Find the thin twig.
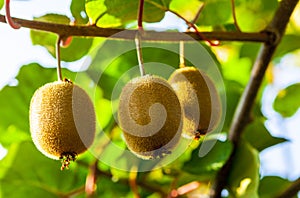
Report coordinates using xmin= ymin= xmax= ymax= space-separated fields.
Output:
xmin=85 ymin=160 xmax=98 ymax=198
xmin=87 ymin=163 xmax=168 ymax=197
xmin=145 ymin=0 xmax=218 ymax=45
xmin=230 ymin=0 xmax=241 ymax=32
xmin=276 ymin=177 xmax=300 ymax=198
xmin=94 ymin=11 xmax=106 ymax=26
xmin=137 ymin=0 xmax=145 ymax=30
xmin=211 ymin=0 xmax=299 ymax=197
xmin=187 ymin=3 xmax=205 ymax=30
xmin=129 ymin=166 xmax=140 ymax=198
xmin=168 ymin=9 xmax=219 ymax=46
xmin=167 ymin=177 xmax=179 ymax=198
xmin=5 ymin=0 xmax=20 ymax=29
xmin=172 ymin=181 xmax=201 ymax=197
xmin=0 ymin=15 xmax=271 ymax=42
xmin=191 ymin=3 xmax=205 ymax=25
xmin=63 ymin=186 xmax=85 ymax=197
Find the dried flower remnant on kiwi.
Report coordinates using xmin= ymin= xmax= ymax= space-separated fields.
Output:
xmin=29 ymin=78 xmax=96 ymax=170
xmin=118 ymin=75 xmax=183 ymax=160
xmin=60 ymin=152 xmax=77 ymax=170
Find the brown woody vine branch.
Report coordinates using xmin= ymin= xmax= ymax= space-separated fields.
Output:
xmin=0 ymin=14 xmax=271 ymax=42
xmin=211 ymin=0 xmax=299 ymax=197
xmin=276 ymin=177 xmax=300 ymax=198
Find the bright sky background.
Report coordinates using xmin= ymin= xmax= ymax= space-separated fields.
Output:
xmin=0 ymin=0 xmax=71 ymax=88
xmin=0 ymin=0 xmax=300 ymax=184
xmin=261 ymin=54 xmax=300 ymax=180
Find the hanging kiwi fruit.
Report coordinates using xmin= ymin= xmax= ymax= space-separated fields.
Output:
xmin=118 ymin=74 xmax=183 ymax=160
xmin=29 ymin=79 xmax=96 ymax=170
xmin=168 ymin=66 xmax=222 ymax=140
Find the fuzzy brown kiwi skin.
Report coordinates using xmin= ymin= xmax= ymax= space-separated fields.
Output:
xmin=118 ymin=75 xmax=183 ymax=160
xmin=168 ymin=67 xmax=221 ymax=139
xmin=29 ymin=79 xmax=96 ymax=166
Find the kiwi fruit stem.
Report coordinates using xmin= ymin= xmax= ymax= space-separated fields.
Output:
xmin=179 ymin=41 xmax=186 ymax=68
xmin=136 ymin=0 xmax=145 ymax=75
xmin=135 ymin=31 xmax=146 ymax=76
xmin=56 ymin=35 xmax=63 ymax=81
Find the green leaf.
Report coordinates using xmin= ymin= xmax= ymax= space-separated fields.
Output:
xmin=274 ymin=35 xmax=300 ymax=58
xmin=196 ymin=0 xmax=231 ymax=26
xmin=0 ymin=141 xmax=87 ymax=198
xmin=234 ymin=0 xmax=278 ymax=31
xmin=239 ymin=43 xmax=260 ymax=64
xmin=0 ymin=126 xmax=31 ymax=148
xmin=244 ymin=120 xmax=288 ymax=151
xmin=30 ymin=14 xmax=93 ymax=62
xmin=260 ymin=0 xmax=278 ymax=11
xmin=258 ymin=176 xmax=293 ymax=198
xmin=0 ymin=63 xmax=76 ymax=147
xmin=273 ymin=83 xmax=300 ymax=117
xmin=182 ymin=139 xmax=232 ymax=176
xmin=226 ymin=24 xmax=238 ymax=32
xmin=85 ymin=0 xmax=122 ymax=27
xmin=87 ymin=40 xmax=135 ymax=100
xmin=71 ymin=0 xmax=89 ymax=24
xmin=223 ymin=80 xmax=243 ymax=130
xmin=0 ymin=0 xmax=4 ymax=10
xmin=33 ymin=13 xmax=70 ymax=24
xmin=104 ymin=0 xmax=171 ymax=23
xmin=97 ymin=14 xmax=123 ymax=28
xmin=228 ymin=141 xmax=260 ymax=198
xmin=96 ymin=175 xmax=130 ymax=197
xmin=222 ymin=56 xmax=252 ymax=86
xmin=85 ymin=0 xmax=106 ymax=23
xmin=87 ymin=0 xmax=170 ymax=27
xmin=169 ymin=0 xmax=203 ymax=22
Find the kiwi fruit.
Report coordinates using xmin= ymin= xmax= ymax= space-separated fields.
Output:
xmin=29 ymin=79 xmax=96 ymax=170
xmin=168 ymin=67 xmax=221 ymax=139
xmin=118 ymin=75 xmax=182 ymax=160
